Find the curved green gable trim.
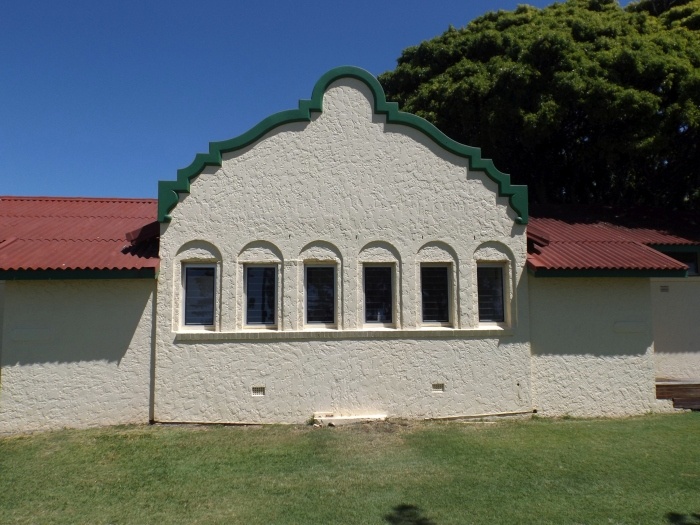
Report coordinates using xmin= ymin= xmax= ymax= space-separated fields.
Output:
xmin=158 ymin=66 xmax=528 ymax=224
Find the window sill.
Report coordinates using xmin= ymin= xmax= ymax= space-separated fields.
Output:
xmin=476 ymin=322 xmax=510 ymax=331
xmin=361 ymin=324 xmax=397 ymax=330
xmin=303 ymin=324 xmax=338 ymax=330
xmin=174 ymin=327 xmax=514 ymax=342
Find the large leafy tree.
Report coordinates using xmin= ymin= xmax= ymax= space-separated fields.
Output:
xmin=379 ymin=0 xmax=700 ymax=211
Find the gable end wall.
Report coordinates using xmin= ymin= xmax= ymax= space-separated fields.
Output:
xmin=154 ymin=78 xmax=531 ymax=423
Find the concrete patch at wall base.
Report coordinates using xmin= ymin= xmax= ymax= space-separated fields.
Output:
xmin=314 ymin=413 xmax=387 ymax=426
xmin=652 ymin=398 xmax=679 ymax=414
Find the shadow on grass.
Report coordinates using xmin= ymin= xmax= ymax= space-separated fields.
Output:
xmin=667 ymin=512 xmax=700 ymax=524
xmin=384 ymin=504 xmax=436 ymax=525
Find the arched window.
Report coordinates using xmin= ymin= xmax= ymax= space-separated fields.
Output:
xmin=238 ymin=241 xmax=283 ymax=329
xmin=359 ymin=242 xmax=400 ymax=328
xmin=474 ymin=243 xmax=514 ymax=326
xmin=300 ymin=242 xmax=342 ymax=328
xmin=176 ymin=241 xmax=222 ymax=331
xmin=417 ymin=242 xmax=458 ymax=327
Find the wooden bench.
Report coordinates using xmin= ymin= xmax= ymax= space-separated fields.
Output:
xmin=656 ymin=381 xmax=700 ymax=411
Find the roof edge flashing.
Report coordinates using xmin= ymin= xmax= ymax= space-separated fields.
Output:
xmin=527 ymin=266 xmax=688 ymax=278
xmin=0 ymin=268 xmax=158 ymax=281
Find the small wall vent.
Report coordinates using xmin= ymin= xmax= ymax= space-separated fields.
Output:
xmin=432 ymin=383 xmax=445 ymax=393
xmin=252 ymin=386 xmax=266 ymax=396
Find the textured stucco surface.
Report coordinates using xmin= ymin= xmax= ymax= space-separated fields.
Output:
xmin=530 ymin=277 xmax=656 ymax=417
xmin=155 ymin=78 xmax=531 ymax=423
xmin=651 ymin=277 xmax=700 ymax=380
xmin=0 ymin=280 xmax=154 ymax=433
xmin=156 ymin=337 xmax=530 ymax=423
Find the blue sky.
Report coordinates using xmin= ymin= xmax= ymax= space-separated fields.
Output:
xmin=2 ymin=1 xmax=626 ymax=199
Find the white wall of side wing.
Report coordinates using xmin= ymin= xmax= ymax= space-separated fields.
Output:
xmin=0 ymin=279 xmax=154 ymax=433
xmin=652 ymin=277 xmax=700 ymax=380
xmin=530 ymin=277 xmax=656 ymax=417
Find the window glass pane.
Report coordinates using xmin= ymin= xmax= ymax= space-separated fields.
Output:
xmin=365 ymin=266 xmax=393 ymax=323
xmin=247 ymin=267 xmax=276 ymax=324
xmin=477 ymin=267 xmax=504 ymax=322
xmin=184 ymin=267 xmax=215 ymax=325
xmin=306 ymin=266 xmax=335 ymax=323
xmin=421 ymin=266 xmax=449 ymax=322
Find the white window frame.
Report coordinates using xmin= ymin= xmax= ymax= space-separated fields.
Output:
xmin=476 ymin=263 xmax=507 ymax=326
xmin=181 ymin=263 xmax=217 ymax=330
xmin=304 ymin=263 xmax=337 ymax=328
xmin=420 ymin=263 xmax=452 ymax=327
xmin=363 ymin=263 xmax=396 ymax=328
xmin=244 ymin=264 xmax=278 ymax=328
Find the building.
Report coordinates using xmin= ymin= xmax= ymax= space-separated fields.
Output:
xmin=1 ymin=67 xmax=698 ymax=433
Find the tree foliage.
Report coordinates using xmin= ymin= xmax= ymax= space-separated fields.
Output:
xmin=379 ymin=0 xmax=700 ymax=211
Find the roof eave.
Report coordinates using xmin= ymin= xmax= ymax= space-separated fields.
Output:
xmin=0 ymin=268 xmax=158 ymax=280
xmin=527 ymin=264 xmax=688 ymax=278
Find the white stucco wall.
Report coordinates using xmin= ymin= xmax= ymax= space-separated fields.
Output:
xmin=157 ymin=335 xmax=530 ymax=423
xmin=155 ymin=77 xmax=531 ymax=423
xmin=652 ymin=277 xmax=700 ymax=380
xmin=0 ymin=279 xmax=154 ymax=433
xmin=530 ymin=277 xmax=656 ymax=417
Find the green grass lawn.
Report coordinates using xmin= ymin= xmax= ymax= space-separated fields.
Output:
xmin=1 ymin=413 xmax=698 ymax=524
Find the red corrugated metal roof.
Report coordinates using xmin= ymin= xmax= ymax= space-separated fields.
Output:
xmin=2 ymin=197 xmax=694 ymax=275
xmin=0 ymin=197 xmax=159 ymax=272
xmin=528 ymin=217 xmax=695 ymax=273
xmin=528 ymin=217 xmax=696 ymax=245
